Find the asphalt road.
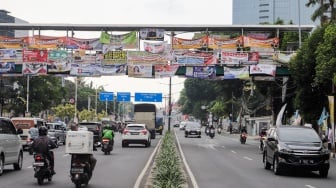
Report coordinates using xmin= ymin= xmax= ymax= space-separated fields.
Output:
xmin=0 ymin=133 xmax=161 ymax=188
xmin=175 ymin=127 xmax=336 ymax=188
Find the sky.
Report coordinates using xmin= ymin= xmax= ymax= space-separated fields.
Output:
xmin=2 ymin=0 xmax=233 ymax=103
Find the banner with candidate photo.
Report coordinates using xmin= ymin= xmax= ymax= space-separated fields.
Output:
xmin=47 ymin=50 xmax=71 ymax=74
xmin=23 ymin=50 xmax=48 ymax=62
xmin=128 ymin=64 xmax=153 ymax=78
xmin=22 ymin=63 xmax=47 ymax=75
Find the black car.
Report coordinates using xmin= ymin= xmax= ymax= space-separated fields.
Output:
xmin=184 ymin=121 xmax=201 ymax=138
xmin=263 ymin=126 xmax=330 ymax=177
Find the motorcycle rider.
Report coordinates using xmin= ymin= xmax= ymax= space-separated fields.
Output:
xmin=240 ymin=126 xmax=247 ymax=141
xmin=259 ymin=127 xmax=267 ymax=150
xmin=32 ymin=126 xmax=57 ymax=175
xmin=102 ymin=124 xmax=114 ymax=148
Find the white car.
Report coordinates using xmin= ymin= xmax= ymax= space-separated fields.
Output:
xmin=121 ymin=124 xmax=151 ymax=147
xmin=0 ymin=117 xmax=23 ymax=175
xmin=179 ymin=121 xmax=187 ymax=130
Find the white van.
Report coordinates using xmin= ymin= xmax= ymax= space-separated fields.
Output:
xmin=11 ymin=117 xmax=46 ymax=150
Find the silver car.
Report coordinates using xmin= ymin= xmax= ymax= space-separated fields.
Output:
xmin=0 ymin=117 xmax=23 ymax=175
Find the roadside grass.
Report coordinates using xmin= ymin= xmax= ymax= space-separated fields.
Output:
xmin=152 ymin=131 xmax=186 ymax=188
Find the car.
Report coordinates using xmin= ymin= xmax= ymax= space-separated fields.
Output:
xmin=184 ymin=121 xmax=201 ymax=138
xmin=173 ymin=121 xmax=180 ymax=127
xmin=47 ymin=130 xmax=59 ymax=148
xmin=263 ymin=126 xmax=330 ymax=177
xmin=46 ymin=122 xmax=67 ymax=145
xmin=179 ymin=121 xmax=187 ymax=130
xmin=0 ymin=117 xmax=23 ymax=175
xmin=121 ymin=123 xmax=151 ymax=147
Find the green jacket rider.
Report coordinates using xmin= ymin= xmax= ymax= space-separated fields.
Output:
xmin=102 ymin=126 xmax=114 ymax=140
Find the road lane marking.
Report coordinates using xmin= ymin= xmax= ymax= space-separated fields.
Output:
xmin=231 ymin=150 xmax=236 ymax=154
xmin=243 ymin=156 xmax=253 ymax=161
xmin=305 ymin=185 xmax=315 ymax=188
xmin=27 ymin=165 xmax=33 ymax=168
xmin=63 ymin=154 xmax=69 ymax=157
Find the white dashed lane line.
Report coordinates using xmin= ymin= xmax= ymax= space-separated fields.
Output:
xmin=243 ymin=156 xmax=253 ymax=161
xmin=305 ymin=185 xmax=315 ymax=188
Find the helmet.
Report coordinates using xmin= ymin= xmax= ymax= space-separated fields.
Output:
xmin=38 ymin=126 xmax=48 ymax=136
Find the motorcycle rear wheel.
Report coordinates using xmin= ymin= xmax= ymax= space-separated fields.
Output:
xmin=75 ymin=183 xmax=81 ymax=188
xmin=37 ymin=177 xmax=44 ymax=185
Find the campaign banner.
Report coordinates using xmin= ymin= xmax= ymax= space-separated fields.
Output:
xmin=110 ymin=31 xmax=138 ymax=49
xmin=185 ymin=66 xmax=216 ymax=79
xmin=128 ymin=64 xmax=153 ymax=78
xmin=240 ymin=52 xmax=259 ymax=65
xmin=23 ymin=50 xmax=48 ymax=62
xmin=223 ymin=66 xmax=249 ymax=80
xmin=249 ymin=64 xmax=276 ymax=76
xmin=127 ymin=51 xmax=171 ymax=63
xmin=208 ymin=36 xmax=241 ymax=50
xmin=154 ymin=64 xmax=179 ymax=78
xmin=22 ymin=63 xmax=47 ymax=75
xmin=26 ymin=36 xmax=65 ymax=49
xmin=221 ymin=52 xmax=248 ymax=65
xmin=0 ymin=37 xmax=24 ymax=49
xmin=70 ymin=63 xmax=101 ymax=77
xmin=47 ymin=50 xmax=71 ymax=74
xmin=0 ymin=62 xmax=16 ymax=74
xmin=103 ymin=51 xmax=127 ymax=64
xmin=175 ymin=51 xmax=215 ymax=65
xmin=243 ymin=36 xmax=279 ymax=49
xmin=98 ymin=64 xmax=127 ymax=76
xmin=143 ymin=41 xmax=168 ymax=54
xmin=139 ymin=28 xmax=165 ymax=41
xmin=172 ymin=36 xmax=208 ymax=49
xmin=272 ymin=52 xmax=296 ymax=63
xmin=0 ymin=49 xmax=17 ymax=61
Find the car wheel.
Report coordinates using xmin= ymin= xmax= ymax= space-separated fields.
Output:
xmin=13 ymin=152 xmax=23 ymax=170
xmin=263 ymin=152 xmax=271 ymax=170
xmin=0 ymin=156 xmax=4 ymax=176
xmin=319 ymin=168 xmax=328 ymax=178
xmin=273 ymin=156 xmax=282 ymax=175
xmin=148 ymin=139 xmax=151 ymax=147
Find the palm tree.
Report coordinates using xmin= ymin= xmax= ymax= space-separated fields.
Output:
xmin=306 ymin=0 xmax=336 ymax=25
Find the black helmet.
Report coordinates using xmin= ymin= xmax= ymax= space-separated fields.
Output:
xmin=38 ymin=126 xmax=48 ymax=136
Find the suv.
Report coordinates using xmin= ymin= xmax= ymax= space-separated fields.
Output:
xmin=263 ymin=126 xmax=330 ymax=177
xmin=46 ymin=122 xmax=67 ymax=145
xmin=0 ymin=117 xmax=23 ymax=175
xmin=121 ymin=123 xmax=151 ymax=147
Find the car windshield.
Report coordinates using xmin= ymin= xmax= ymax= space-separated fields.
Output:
xmin=278 ymin=128 xmax=321 ymax=142
xmin=127 ymin=125 xmax=145 ymax=131
xmin=186 ymin=123 xmax=200 ymax=129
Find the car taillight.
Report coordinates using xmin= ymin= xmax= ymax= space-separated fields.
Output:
xmin=123 ymin=129 xmax=129 ymax=135
xmin=35 ymin=155 xmax=42 ymax=161
xmin=102 ymin=138 xmax=109 ymax=143
xmin=141 ymin=130 xmax=148 ymax=135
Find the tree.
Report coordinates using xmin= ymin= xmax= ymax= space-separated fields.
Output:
xmin=306 ymin=0 xmax=336 ymax=25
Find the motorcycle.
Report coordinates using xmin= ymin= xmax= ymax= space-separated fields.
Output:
xmin=240 ymin=132 xmax=247 ymax=144
xmin=209 ymin=127 xmax=215 ymax=139
xmin=217 ymin=127 xmax=222 ymax=134
xmin=70 ymin=154 xmax=93 ymax=188
xmin=32 ymin=153 xmax=54 ymax=185
xmin=205 ymin=126 xmax=210 ymax=136
xmin=101 ymin=138 xmax=113 ymax=155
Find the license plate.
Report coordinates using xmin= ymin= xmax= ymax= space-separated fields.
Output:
xmin=33 ymin=162 xmax=44 ymax=167
xmin=301 ymin=160 xmax=314 ymax=164
xmin=190 ymin=132 xmax=196 ymax=135
xmin=131 ymin=132 xmax=139 ymax=135
xmin=71 ymin=168 xmax=84 ymax=173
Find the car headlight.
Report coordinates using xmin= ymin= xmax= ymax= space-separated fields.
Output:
xmin=278 ymin=144 xmax=293 ymax=153
xmin=320 ymin=148 xmax=330 ymax=155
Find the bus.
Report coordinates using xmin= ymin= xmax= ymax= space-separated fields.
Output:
xmin=134 ymin=103 xmax=157 ymax=139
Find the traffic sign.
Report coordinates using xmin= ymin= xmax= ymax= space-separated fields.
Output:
xmin=134 ymin=92 xmax=162 ymax=102
xmin=99 ymin=92 xmax=114 ymax=101
xmin=117 ymin=92 xmax=131 ymax=102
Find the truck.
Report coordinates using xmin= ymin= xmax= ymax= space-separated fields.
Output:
xmin=134 ymin=103 xmax=156 ymax=139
